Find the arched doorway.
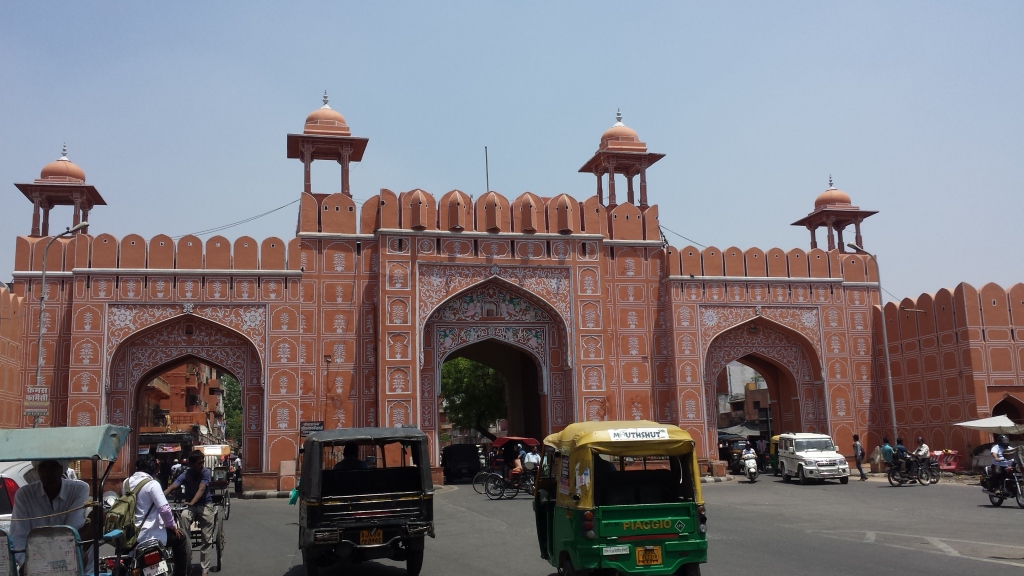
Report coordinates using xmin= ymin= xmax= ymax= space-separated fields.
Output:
xmin=420 ymin=279 xmax=573 ymax=457
xmin=107 ymin=315 xmax=265 ymax=476
xmin=992 ymin=395 xmax=1024 ymax=441
xmin=441 ymin=339 xmax=544 ymax=441
xmin=703 ymin=318 xmax=824 ymax=456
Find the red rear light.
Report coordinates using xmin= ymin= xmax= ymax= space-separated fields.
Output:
xmin=3 ymin=478 xmax=18 ymax=506
xmin=142 ymin=551 xmax=161 ymax=566
xmin=582 ymin=511 xmax=594 ymax=521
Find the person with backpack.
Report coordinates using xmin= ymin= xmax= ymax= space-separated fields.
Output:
xmin=120 ymin=454 xmax=181 ymax=548
xmin=166 ymin=450 xmax=214 ymax=576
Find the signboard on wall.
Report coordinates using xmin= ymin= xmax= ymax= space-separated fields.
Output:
xmin=23 ymin=386 xmax=50 ymax=417
xmin=300 ymin=421 xmax=325 ymax=437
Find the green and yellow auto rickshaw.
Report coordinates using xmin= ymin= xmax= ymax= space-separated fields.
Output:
xmin=533 ymin=421 xmax=708 ymax=576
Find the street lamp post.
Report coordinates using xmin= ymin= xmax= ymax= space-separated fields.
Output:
xmin=847 ymin=242 xmax=899 ymax=442
xmin=31 ymin=222 xmax=88 ymax=427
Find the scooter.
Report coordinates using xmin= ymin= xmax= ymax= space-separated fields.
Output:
xmin=742 ymin=452 xmax=758 ymax=483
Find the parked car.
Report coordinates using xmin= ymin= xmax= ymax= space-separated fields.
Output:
xmin=0 ymin=461 xmax=34 ymax=533
xmin=777 ymin=433 xmax=850 ymax=485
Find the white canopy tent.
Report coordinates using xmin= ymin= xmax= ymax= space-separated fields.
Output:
xmin=953 ymin=415 xmax=1024 ymax=435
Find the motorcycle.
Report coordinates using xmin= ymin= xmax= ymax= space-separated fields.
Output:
xmin=742 ymin=452 xmax=759 ymax=483
xmin=102 ymin=537 xmax=175 ymax=576
xmin=101 ymin=491 xmax=192 ymax=576
xmin=981 ymin=447 xmax=1024 ymax=508
xmin=886 ymin=455 xmax=931 ymax=486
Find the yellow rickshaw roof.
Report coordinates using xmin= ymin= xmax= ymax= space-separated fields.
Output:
xmin=544 ymin=420 xmax=695 ymax=456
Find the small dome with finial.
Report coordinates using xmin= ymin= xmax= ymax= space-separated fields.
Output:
xmin=38 ymin=144 xmax=86 ymax=183
xmin=304 ymin=91 xmax=350 ymax=136
xmin=599 ymin=109 xmax=646 ymax=152
xmin=814 ymin=175 xmax=852 ymax=208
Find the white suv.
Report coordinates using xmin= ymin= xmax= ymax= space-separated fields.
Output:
xmin=777 ymin=433 xmax=850 ymax=485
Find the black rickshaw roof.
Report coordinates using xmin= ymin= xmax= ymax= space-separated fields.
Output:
xmin=303 ymin=426 xmax=427 ymax=448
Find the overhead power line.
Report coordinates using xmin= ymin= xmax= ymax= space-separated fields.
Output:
xmin=172 ymin=199 xmax=300 ymax=239
xmin=659 ymin=225 xmax=707 ymax=248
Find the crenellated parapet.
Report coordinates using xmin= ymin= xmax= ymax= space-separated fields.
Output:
xmin=295 ymin=188 xmax=663 ymax=241
xmin=13 ymin=233 xmax=298 ymax=274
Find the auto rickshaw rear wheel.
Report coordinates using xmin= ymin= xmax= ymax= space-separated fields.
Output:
xmin=559 ymin=556 xmax=576 ymax=576
xmin=678 ymin=563 xmax=702 ymax=575
xmin=301 ymin=550 xmax=319 ymax=576
xmin=406 ymin=544 xmax=424 ymax=576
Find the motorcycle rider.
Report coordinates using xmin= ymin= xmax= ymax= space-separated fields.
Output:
xmin=894 ymin=438 xmax=909 ymax=474
xmin=912 ymin=437 xmax=930 ymax=477
xmin=989 ymin=435 xmax=1012 ymax=490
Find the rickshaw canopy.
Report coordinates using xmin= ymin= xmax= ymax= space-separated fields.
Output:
xmin=0 ymin=425 xmax=131 ymax=462
xmin=544 ymin=420 xmax=695 ymax=457
xmin=492 ymin=436 xmax=540 ymax=449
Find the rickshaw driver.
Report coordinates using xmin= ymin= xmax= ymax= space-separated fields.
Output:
xmin=165 ymin=450 xmax=215 ymax=576
xmin=10 ymin=459 xmax=95 ymax=574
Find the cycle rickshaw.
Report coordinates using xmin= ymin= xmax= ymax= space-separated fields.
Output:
xmin=0 ymin=425 xmax=134 ymax=576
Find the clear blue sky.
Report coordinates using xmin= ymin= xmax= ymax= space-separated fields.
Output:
xmin=2 ymin=2 xmax=1021 ymax=301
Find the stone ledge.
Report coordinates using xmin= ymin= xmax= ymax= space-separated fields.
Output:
xmin=239 ymin=490 xmax=291 ymax=499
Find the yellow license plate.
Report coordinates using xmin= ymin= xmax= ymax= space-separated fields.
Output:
xmin=359 ymin=529 xmax=383 ymax=545
xmin=635 ymin=545 xmax=663 ymax=566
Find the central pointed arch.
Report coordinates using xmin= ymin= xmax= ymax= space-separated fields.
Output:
xmin=420 ymin=278 xmax=574 ymax=454
xmin=700 ymin=317 xmax=824 ymax=457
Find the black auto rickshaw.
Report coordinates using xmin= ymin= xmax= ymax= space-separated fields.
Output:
xmin=298 ymin=427 xmax=435 ymax=576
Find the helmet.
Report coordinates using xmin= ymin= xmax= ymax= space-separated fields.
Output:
xmin=997 ymin=435 xmax=1010 ymax=447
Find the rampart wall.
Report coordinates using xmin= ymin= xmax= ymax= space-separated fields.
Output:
xmin=0 ymin=285 xmax=25 ymax=428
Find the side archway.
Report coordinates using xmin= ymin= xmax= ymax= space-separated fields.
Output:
xmin=107 ymin=315 xmax=265 ymax=475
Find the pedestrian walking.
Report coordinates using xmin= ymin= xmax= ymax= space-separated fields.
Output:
xmin=853 ymin=434 xmax=868 ymax=480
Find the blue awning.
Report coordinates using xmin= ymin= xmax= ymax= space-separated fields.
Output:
xmin=0 ymin=425 xmax=132 ymax=462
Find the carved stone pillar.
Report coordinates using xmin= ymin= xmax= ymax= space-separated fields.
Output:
xmin=302 ymin=143 xmax=313 ymax=194
xmin=606 ymin=160 xmax=617 ymax=208
xmin=808 ymin=226 xmax=817 ymax=250
xmin=639 ymin=162 xmax=649 ymax=208
xmin=31 ymin=194 xmax=41 ymax=236
xmin=42 ymin=201 xmax=52 ymax=236
xmin=595 ymin=168 xmax=604 ymax=205
xmin=626 ymin=174 xmax=635 ymax=205
xmin=340 ymin=147 xmax=351 ymax=197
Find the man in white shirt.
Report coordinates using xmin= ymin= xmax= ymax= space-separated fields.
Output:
xmin=124 ymin=454 xmax=182 ymax=547
xmin=10 ymin=459 xmax=93 ymax=574
xmin=523 ymin=445 xmax=542 ymax=468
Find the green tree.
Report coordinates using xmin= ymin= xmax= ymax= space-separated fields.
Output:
xmin=222 ymin=374 xmax=242 ymax=444
xmin=440 ymin=358 xmax=506 ymax=441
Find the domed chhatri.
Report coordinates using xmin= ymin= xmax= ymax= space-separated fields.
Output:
xmin=38 ymin=144 xmax=86 ymax=183
xmin=813 ymin=176 xmax=851 ymax=208
xmin=303 ymin=90 xmax=350 ymax=136
xmin=599 ymin=109 xmax=646 ymax=152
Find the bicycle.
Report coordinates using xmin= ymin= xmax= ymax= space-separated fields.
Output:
xmin=484 ymin=465 xmax=536 ymax=500
xmin=472 ymin=470 xmax=491 ymax=494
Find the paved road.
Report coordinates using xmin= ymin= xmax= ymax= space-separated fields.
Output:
xmin=218 ymin=476 xmax=1023 ymax=576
